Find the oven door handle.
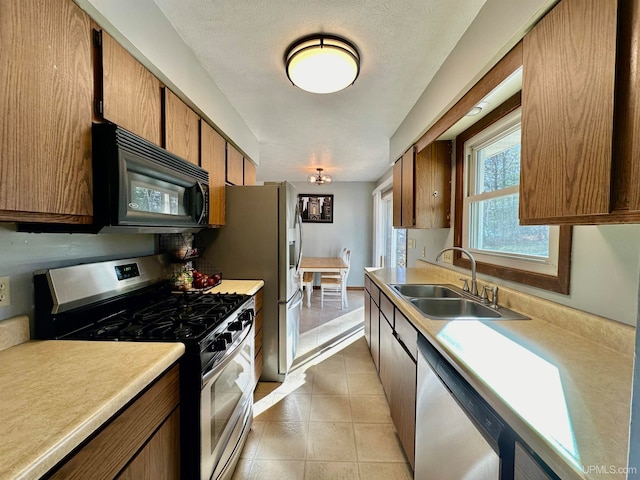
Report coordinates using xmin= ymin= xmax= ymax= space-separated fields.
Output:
xmin=202 ymin=322 xmax=253 ymax=387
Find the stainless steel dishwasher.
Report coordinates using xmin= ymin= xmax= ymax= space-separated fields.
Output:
xmin=415 ymin=334 xmax=513 ymax=480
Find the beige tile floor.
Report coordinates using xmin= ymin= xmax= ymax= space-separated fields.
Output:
xmin=233 ymin=290 xmax=413 ymax=480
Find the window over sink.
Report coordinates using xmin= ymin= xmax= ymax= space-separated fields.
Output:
xmin=453 ymin=93 xmax=572 ymax=294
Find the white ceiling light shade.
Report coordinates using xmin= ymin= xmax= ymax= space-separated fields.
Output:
xmin=307 ymin=168 xmax=333 ymax=185
xmin=285 ymin=35 xmax=360 ymax=94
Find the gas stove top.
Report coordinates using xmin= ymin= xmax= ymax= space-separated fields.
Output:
xmin=33 ymin=254 xmax=250 ymax=349
xmin=64 ymin=291 xmax=249 ymax=342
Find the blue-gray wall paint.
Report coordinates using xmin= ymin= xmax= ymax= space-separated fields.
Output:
xmin=292 ymin=182 xmax=375 ymax=288
xmin=0 ymin=224 xmax=155 ymax=325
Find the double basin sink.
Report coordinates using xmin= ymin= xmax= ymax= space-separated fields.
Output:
xmin=391 ymin=284 xmax=529 ymax=321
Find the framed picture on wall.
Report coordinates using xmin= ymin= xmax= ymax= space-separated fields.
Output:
xmin=298 ymin=194 xmax=334 ymax=223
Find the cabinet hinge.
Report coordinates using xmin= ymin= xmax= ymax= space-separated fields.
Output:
xmin=94 ymin=99 xmax=103 ymax=116
xmin=93 ymin=29 xmax=102 ymax=48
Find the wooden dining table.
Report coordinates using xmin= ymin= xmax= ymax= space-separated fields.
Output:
xmin=298 ymin=256 xmax=349 ymax=307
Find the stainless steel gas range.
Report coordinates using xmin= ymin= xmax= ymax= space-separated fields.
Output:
xmin=34 ymin=254 xmax=255 ymax=480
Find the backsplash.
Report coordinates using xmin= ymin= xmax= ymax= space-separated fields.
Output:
xmin=415 ymin=260 xmax=635 ymax=357
xmin=0 ymin=224 xmax=155 ymax=326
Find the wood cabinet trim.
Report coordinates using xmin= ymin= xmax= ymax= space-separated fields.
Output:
xmin=416 ymin=42 xmax=523 ymax=153
xmin=49 ymin=365 xmax=180 ymax=480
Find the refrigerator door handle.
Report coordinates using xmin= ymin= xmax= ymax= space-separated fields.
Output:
xmin=290 ymin=288 xmax=304 ymax=309
xmin=294 ymin=204 xmax=303 ymax=273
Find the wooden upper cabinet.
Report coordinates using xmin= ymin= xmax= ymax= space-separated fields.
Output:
xmin=200 ymin=122 xmax=226 ymax=226
xmin=415 ymin=141 xmax=452 ymax=228
xmin=401 ymin=147 xmax=415 ymax=227
xmin=520 ymin=0 xmax=617 ymax=224
xmin=162 ymin=88 xmax=200 ymax=165
xmin=226 ymin=144 xmax=244 ymax=185
xmin=0 ymin=0 xmax=93 ymax=223
xmin=244 ymin=158 xmax=257 ymax=185
xmin=393 ymin=143 xmax=451 ymax=228
xmin=613 ymin=0 xmax=640 ymax=216
xmin=392 ymin=147 xmax=415 ymax=227
xmin=392 ymin=159 xmax=403 ymax=227
xmin=98 ymin=30 xmax=162 ymax=146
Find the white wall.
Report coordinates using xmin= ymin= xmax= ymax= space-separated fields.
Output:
xmin=407 ymin=225 xmax=640 ymax=327
xmin=0 ymin=224 xmax=155 ymax=325
xmin=292 ymin=182 xmax=375 ymax=287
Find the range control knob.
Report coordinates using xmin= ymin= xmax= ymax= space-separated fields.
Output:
xmin=211 ymin=338 xmax=227 ymax=352
xmin=228 ymin=320 xmax=243 ymax=331
xmin=220 ymin=332 xmax=233 ymax=344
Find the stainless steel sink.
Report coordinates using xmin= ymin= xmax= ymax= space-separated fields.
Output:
xmin=410 ymin=298 xmax=529 ymax=321
xmin=391 ymin=284 xmax=462 ymax=298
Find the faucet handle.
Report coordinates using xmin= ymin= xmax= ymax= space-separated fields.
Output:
xmin=460 ymin=278 xmax=470 ymax=292
xmin=480 ymin=285 xmax=490 ymax=303
xmin=491 ymin=286 xmax=499 ymax=309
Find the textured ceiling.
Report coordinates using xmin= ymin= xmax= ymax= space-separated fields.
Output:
xmin=153 ymin=0 xmax=487 ymax=182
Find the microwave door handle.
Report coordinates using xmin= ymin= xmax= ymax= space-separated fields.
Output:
xmin=196 ymin=181 xmax=207 ymax=225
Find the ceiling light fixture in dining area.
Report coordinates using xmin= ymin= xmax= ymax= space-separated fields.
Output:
xmin=285 ymin=34 xmax=360 ymax=94
xmin=307 ymin=168 xmax=333 ymax=185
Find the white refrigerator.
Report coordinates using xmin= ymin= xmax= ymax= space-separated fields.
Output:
xmin=198 ymin=182 xmax=303 ymax=381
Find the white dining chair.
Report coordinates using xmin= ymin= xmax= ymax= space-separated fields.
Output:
xmin=302 ymin=271 xmax=314 ymax=307
xmin=320 ymin=250 xmax=351 ymax=308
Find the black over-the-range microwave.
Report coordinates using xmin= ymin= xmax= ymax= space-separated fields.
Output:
xmin=91 ymin=123 xmax=209 ymax=233
xmin=19 ymin=123 xmax=210 ymax=234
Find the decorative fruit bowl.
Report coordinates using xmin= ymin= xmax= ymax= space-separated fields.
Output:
xmin=172 ymin=268 xmax=222 ymax=292
xmin=190 ymin=269 xmax=222 ymax=290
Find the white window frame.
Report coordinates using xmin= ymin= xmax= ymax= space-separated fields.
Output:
xmin=461 ymin=108 xmax=560 ymax=276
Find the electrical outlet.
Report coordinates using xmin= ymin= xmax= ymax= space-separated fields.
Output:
xmin=422 ymin=247 xmax=426 ymax=257
xmin=443 ymin=251 xmax=453 ymax=264
xmin=0 ymin=276 xmax=10 ymax=307
xmin=408 ymin=238 xmax=416 ymax=249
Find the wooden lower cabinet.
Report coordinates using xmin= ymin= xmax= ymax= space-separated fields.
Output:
xmin=254 ymin=288 xmax=264 ymax=385
xmin=364 ymin=290 xmax=371 ymax=347
xmin=379 ymin=313 xmax=394 ymax=397
xmin=389 ymin=311 xmax=417 ymax=469
xmin=365 ymin=276 xmax=417 ymax=469
xmin=48 ymin=365 xmax=180 ymax=480
xmin=369 ymin=286 xmax=381 ymax=372
xmin=117 ymin=408 xmax=180 ymax=480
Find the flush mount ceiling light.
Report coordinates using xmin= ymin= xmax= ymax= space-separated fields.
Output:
xmin=285 ymin=34 xmax=360 ymax=94
xmin=307 ymin=168 xmax=333 ymax=185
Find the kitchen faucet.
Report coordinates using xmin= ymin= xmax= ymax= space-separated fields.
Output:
xmin=435 ymin=247 xmax=478 ymax=296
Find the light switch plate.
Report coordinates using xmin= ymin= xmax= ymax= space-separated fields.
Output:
xmin=0 ymin=276 xmax=10 ymax=307
xmin=443 ymin=251 xmax=453 ymax=264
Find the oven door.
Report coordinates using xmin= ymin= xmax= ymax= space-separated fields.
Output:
xmin=200 ymin=323 xmax=255 ymax=480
